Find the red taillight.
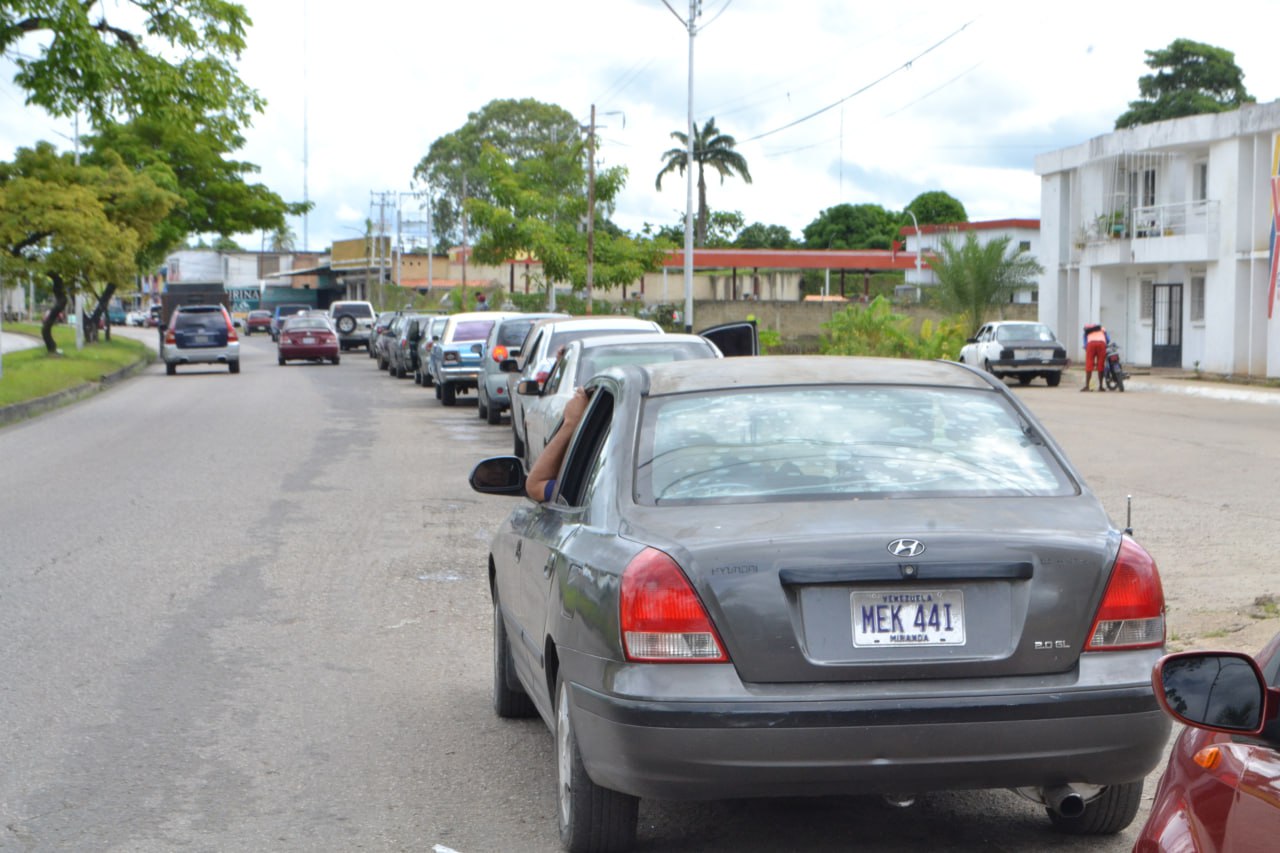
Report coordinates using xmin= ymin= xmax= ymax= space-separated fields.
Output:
xmin=491 ymin=344 xmax=508 ymax=363
xmin=620 ymin=548 xmax=728 ymax=662
xmin=224 ymin=311 xmax=238 ymax=342
xmin=1084 ymin=537 xmax=1165 ymax=650
xmin=164 ymin=329 xmax=175 ymax=345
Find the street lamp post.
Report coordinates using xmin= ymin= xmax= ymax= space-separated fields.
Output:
xmin=683 ymin=0 xmax=698 ymax=333
xmin=906 ymin=210 xmax=924 ymax=294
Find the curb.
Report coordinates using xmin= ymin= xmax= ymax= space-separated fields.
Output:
xmin=0 ymin=353 xmax=154 ymax=427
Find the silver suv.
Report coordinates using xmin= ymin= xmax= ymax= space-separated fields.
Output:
xmin=328 ymin=300 xmax=376 ymax=352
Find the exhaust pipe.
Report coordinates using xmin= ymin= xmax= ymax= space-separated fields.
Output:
xmin=1042 ymin=784 xmax=1086 ymax=818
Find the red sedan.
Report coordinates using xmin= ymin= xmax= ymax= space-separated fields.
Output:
xmin=245 ymin=309 xmax=273 ymax=335
xmin=1134 ymin=633 xmax=1280 ymax=851
xmin=277 ymin=316 xmax=340 ymax=365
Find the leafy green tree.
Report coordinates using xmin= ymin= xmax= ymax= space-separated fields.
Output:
xmin=412 ymin=98 xmax=581 ymax=252
xmin=927 ymin=232 xmax=1044 ymax=331
xmin=803 ymin=203 xmax=898 ymax=250
xmin=1116 ymin=39 xmax=1254 ymax=129
xmin=655 ymin=117 xmax=752 ymax=246
xmin=703 ymin=210 xmax=745 ymax=248
xmin=904 ymin=191 xmax=967 ymax=225
xmin=0 ymin=143 xmax=179 ymax=352
xmin=0 ymin=0 xmax=261 ymax=129
xmin=83 ymin=113 xmax=308 ymax=264
xmin=736 ymin=222 xmax=796 ymax=249
xmin=465 ymin=140 xmax=665 ymax=303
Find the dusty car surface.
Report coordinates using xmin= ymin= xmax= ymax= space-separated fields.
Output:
xmin=958 ymin=321 xmax=1068 ymax=386
xmin=469 ymin=355 xmax=1170 ymax=851
xmin=1134 ymin=635 xmax=1280 ymax=851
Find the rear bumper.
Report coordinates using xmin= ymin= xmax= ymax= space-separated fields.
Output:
xmin=279 ymin=343 xmax=337 ymax=360
xmin=564 ymin=654 xmax=1170 ymax=801
xmin=992 ymin=358 xmax=1067 ymax=373
xmin=163 ymin=342 xmax=240 ymax=365
xmin=438 ymin=365 xmax=481 ymax=387
xmin=482 ymin=374 xmax=511 ymax=409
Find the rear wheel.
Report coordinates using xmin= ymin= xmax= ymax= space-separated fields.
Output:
xmin=166 ymin=362 xmax=176 ymax=375
xmin=229 ymin=361 xmax=240 ymax=374
xmin=1017 ymin=374 xmax=1033 ymax=386
xmin=556 ymin=678 xmax=638 ymax=852
xmin=441 ymin=382 xmax=457 ymax=406
xmin=1045 ymin=371 xmax=1062 ymax=387
xmin=487 ymin=402 xmax=503 ymax=425
xmin=278 ymin=355 xmax=286 ymax=366
xmin=1047 ymin=781 xmax=1142 ymax=835
xmin=477 ymin=395 xmax=489 ymax=420
xmin=331 ymin=355 xmax=340 ymax=365
xmin=413 ymin=367 xmax=422 ymax=385
xmin=492 ymin=597 xmax=536 ymax=718
xmin=513 ymin=429 xmax=525 ymax=460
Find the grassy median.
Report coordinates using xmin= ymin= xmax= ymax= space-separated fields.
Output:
xmin=0 ymin=323 xmax=153 ymax=406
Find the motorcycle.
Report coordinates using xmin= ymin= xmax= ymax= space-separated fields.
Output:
xmin=1103 ymin=341 xmax=1129 ymax=392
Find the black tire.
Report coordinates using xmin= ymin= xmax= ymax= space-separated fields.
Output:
xmin=487 ymin=401 xmax=503 ymax=425
xmin=1047 ymin=781 xmax=1143 ymax=835
xmin=435 ymin=383 xmax=442 ymax=400
xmin=982 ymin=359 xmax=1000 ymax=379
xmin=413 ymin=367 xmax=422 ymax=385
xmin=513 ymin=429 xmax=525 ymax=461
xmin=478 ymin=395 xmax=489 ymax=420
xmin=165 ymin=362 xmax=176 ymax=375
xmin=336 ymin=314 xmax=357 ymax=335
xmin=378 ymin=354 xmax=387 ymax=371
xmin=556 ymin=678 xmax=638 ymax=852
xmin=278 ymin=355 xmax=286 ymax=366
xmin=331 ymin=355 xmax=340 ymax=365
xmin=423 ymin=368 xmax=434 ymax=387
xmin=442 ymin=382 xmax=457 ymax=406
xmin=1017 ymin=374 xmax=1033 ymax=386
xmin=493 ymin=597 xmax=536 ymax=718
xmin=394 ymin=361 xmax=405 ymax=379
xmin=229 ymin=361 xmax=240 ymax=374
xmin=1045 ymin=371 xmax=1062 ymax=387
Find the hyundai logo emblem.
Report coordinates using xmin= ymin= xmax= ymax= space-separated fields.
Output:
xmin=887 ymin=538 xmax=926 ymax=558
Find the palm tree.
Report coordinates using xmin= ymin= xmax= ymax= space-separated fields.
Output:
xmin=655 ymin=117 xmax=752 ymax=246
xmin=928 ymin=233 xmax=1045 ymax=331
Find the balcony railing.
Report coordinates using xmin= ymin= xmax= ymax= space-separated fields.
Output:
xmin=1130 ymin=200 xmax=1218 ymax=239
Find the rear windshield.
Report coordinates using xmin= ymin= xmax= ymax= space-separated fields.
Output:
xmin=453 ymin=319 xmax=496 ymax=342
xmin=995 ymin=323 xmax=1056 ymax=343
xmin=175 ymin=310 xmax=225 ymax=331
xmin=274 ymin=304 xmax=309 ymax=317
xmin=332 ymin=303 xmax=373 ymax=318
xmin=496 ymin=319 xmax=537 ymax=347
xmin=635 ymin=386 xmax=1074 ymax=505
xmin=580 ymin=341 xmax=714 ymax=379
xmin=549 ymin=327 xmax=651 ymax=354
xmin=282 ymin=317 xmax=331 ymax=331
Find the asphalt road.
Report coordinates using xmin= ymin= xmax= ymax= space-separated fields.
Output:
xmin=2 ymin=336 xmax=1278 ymax=852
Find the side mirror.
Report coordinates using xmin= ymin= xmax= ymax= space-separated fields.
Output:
xmin=469 ymin=457 xmax=526 ymax=496
xmin=1154 ymin=651 xmax=1274 ymax=734
xmin=517 ymin=379 xmax=542 ymax=396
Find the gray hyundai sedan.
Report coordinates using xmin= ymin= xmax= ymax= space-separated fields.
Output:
xmin=469 ymin=355 xmax=1170 ymax=852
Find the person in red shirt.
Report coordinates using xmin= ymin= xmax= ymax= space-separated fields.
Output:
xmin=1082 ymin=323 xmax=1110 ymax=391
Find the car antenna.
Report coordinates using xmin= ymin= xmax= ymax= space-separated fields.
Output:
xmin=1124 ymin=495 xmax=1133 ymax=536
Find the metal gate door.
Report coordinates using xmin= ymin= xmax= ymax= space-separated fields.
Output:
xmin=1151 ymin=283 xmax=1183 ymax=367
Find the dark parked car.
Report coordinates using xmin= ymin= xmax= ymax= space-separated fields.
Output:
xmin=277 ymin=315 xmax=339 ymax=365
xmin=387 ymin=313 xmax=430 ymax=379
xmin=469 ymin=356 xmax=1170 ymax=851
xmin=162 ymin=304 xmax=240 ymax=375
xmin=1134 ymin=635 xmax=1280 ymax=851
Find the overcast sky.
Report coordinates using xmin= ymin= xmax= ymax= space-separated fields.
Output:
xmin=3 ymin=0 xmax=1278 ymax=254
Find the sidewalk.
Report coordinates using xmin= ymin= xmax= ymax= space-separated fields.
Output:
xmin=1069 ymin=367 xmax=1280 ymax=406
xmin=0 ymin=330 xmax=41 ymax=354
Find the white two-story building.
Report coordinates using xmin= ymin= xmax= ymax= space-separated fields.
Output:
xmin=1036 ymin=100 xmax=1280 ymax=375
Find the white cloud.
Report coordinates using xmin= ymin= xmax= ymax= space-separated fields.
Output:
xmin=3 ymin=0 xmax=1278 ymax=253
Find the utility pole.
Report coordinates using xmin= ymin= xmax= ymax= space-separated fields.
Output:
xmin=586 ymin=104 xmax=596 ymax=315
xmin=683 ymin=0 xmax=699 ymax=332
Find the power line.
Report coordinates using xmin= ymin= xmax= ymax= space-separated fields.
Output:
xmin=742 ymin=19 xmax=975 ymax=143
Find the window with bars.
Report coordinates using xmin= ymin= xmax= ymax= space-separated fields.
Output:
xmin=1190 ymin=274 xmax=1205 ymax=322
